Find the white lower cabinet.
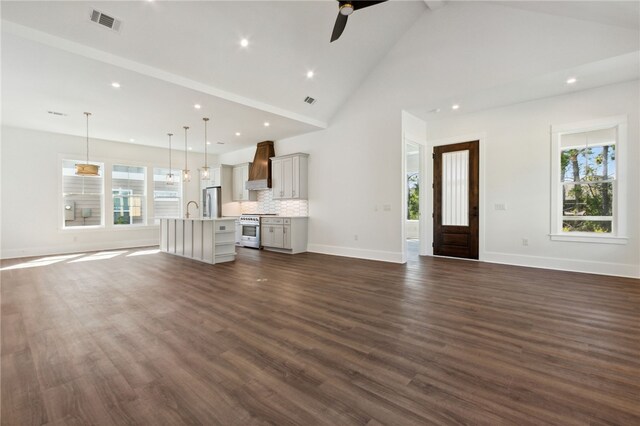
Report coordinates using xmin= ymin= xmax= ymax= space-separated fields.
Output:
xmin=261 ymin=217 xmax=307 ymax=254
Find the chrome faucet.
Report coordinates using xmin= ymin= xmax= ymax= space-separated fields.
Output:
xmin=186 ymin=201 xmax=199 ymax=218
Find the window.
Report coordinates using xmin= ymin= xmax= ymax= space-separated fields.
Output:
xmin=112 ymin=165 xmax=146 ymax=225
xmin=153 ymin=167 xmax=182 ymax=223
xmin=62 ymin=159 xmax=104 ymax=228
xmin=551 ymin=116 xmax=627 ymax=244
xmin=407 ymin=172 xmax=419 ymax=220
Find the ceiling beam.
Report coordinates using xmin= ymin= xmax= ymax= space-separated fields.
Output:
xmin=3 ymin=20 xmax=328 ymax=130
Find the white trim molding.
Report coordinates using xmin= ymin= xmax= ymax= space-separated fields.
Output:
xmin=483 ymin=250 xmax=639 ymax=279
xmin=307 ymin=244 xmax=404 ymax=264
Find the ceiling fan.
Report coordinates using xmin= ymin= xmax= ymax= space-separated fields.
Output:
xmin=330 ymin=1 xmax=389 ymax=42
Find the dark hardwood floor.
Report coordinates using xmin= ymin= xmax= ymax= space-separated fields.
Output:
xmin=2 ymin=246 xmax=639 ymax=425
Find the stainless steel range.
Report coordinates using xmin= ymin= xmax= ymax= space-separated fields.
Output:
xmin=239 ymin=214 xmax=261 ymax=248
xmin=238 ymin=214 xmax=277 ymax=248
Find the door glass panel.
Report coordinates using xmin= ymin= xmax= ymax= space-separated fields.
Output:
xmin=442 ymin=150 xmax=469 ymax=226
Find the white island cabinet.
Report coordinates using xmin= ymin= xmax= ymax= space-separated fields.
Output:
xmin=160 ymin=218 xmax=236 ymax=264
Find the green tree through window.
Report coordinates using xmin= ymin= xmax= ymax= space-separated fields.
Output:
xmin=407 ymin=172 xmax=419 ymax=220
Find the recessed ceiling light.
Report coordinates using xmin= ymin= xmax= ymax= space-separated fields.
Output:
xmin=306 ymin=70 xmax=314 ymax=79
xmin=194 ymin=104 xmax=201 ymax=109
xmin=566 ymin=77 xmax=577 ymax=84
xmin=235 ymin=132 xmax=241 ymax=136
xmin=264 ymin=122 xmax=270 ymax=127
xmin=188 ymin=147 xmax=193 ymax=150
xmin=452 ymin=104 xmax=460 ymax=110
xmin=111 ymin=82 xmax=121 ymax=88
xmin=129 ymin=138 xmax=135 ymax=142
xmin=240 ymin=38 xmax=249 ymax=48
xmin=206 ymin=141 xmax=211 ymax=145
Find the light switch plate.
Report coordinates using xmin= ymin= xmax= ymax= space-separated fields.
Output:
xmin=494 ymin=203 xmax=507 ymax=211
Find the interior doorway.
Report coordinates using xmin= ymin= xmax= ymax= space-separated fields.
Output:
xmin=433 ymin=140 xmax=479 ymax=259
xmin=405 ymin=141 xmax=421 ymax=261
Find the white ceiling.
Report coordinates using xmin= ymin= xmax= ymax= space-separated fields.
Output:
xmin=497 ymin=1 xmax=640 ymax=30
xmin=411 ymin=51 xmax=640 ymax=121
xmin=1 ymin=0 xmax=427 ymax=151
xmin=2 ymin=1 xmax=638 ymax=152
xmin=1 ymin=31 xmax=321 ymax=154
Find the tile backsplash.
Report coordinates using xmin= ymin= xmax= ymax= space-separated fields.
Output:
xmin=240 ymin=190 xmax=309 ymax=216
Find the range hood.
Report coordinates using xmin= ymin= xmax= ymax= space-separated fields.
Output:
xmin=246 ymin=141 xmax=275 ymax=190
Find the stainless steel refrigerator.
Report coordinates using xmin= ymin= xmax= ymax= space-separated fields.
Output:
xmin=202 ymin=186 xmax=222 ymax=218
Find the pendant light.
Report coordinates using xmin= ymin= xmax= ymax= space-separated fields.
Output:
xmin=75 ymin=112 xmax=100 ymax=176
xmin=182 ymin=126 xmax=191 ymax=182
xmin=166 ymin=133 xmax=174 ymax=185
xmin=201 ymin=117 xmax=210 ymax=180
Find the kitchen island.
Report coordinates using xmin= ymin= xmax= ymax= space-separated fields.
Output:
xmin=160 ymin=218 xmax=236 ymax=264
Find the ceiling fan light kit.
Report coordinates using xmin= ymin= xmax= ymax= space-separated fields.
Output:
xmin=331 ymin=0 xmax=388 ymax=42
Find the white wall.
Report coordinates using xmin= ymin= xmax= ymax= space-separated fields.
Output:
xmin=425 ymin=80 xmax=639 ymax=278
xmin=0 ymin=126 xmax=216 ymax=258
xmin=220 ymin=2 xmax=638 ymax=267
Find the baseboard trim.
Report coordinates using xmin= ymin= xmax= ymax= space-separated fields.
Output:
xmin=307 ymin=244 xmax=403 ymax=264
xmin=482 ymin=251 xmax=640 ymax=279
xmin=1 ymin=239 xmax=159 ymax=260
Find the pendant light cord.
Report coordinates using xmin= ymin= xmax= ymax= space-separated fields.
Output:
xmin=168 ymin=133 xmax=173 ymax=173
xmin=84 ymin=112 xmax=91 ymax=164
xmin=184 ymin=126 xmax=189 ymax=170
xmin=203 ymin=117 xmax=209 ymax=168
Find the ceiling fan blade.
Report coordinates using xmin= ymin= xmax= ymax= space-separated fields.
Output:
xmin=330 ymin=12 xmax=348 ymax=42
xmin=353 ymin=0 xmax=388 ymax=11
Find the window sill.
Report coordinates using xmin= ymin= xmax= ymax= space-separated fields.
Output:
xmin=60 ymin=224 xmax=159 ymax=233
xmin=549 ymin=233 xmax=628 ymax=245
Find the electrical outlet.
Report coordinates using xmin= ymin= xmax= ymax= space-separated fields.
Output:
xmin=495 ymin=203 xmax=507 ymax=211
xmin=354 ymin=234 xmax=359 ymax=241
xmin=522 ymin=238 xmax=529 ymax=246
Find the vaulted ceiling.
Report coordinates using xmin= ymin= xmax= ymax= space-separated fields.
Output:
xmin=1 ymin=0 xmax=426 ymax=152
xmin=2 ymin=1 xmax=638 ymax=152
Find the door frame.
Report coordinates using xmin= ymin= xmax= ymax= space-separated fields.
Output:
xmin=425 ymin=132 xmax=487 ymax=260
xmin=401 ymin=135 xmax=428 ymax=263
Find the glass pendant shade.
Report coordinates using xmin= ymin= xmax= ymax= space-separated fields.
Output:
xmin=200 ymin=167 xmax=210 ymax=180
xmin=75 ymin=112 xmax=100 ymax=176
xmin=183 ymin=169 xmax=191 ymax=182
xmin=166 ymin=172 xmax=174 ymax=185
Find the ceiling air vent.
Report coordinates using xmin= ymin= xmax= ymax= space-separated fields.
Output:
xmin=47 ymin=110 xmax=67 ymax=117
xmin=304 ymin=96 xmax=316 ymax=105
xmin=90 ymin=9 xmax=122 ymax=32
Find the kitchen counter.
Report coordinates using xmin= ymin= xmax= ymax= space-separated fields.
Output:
xmin=159 ymin=218 xmax=236 ymax=264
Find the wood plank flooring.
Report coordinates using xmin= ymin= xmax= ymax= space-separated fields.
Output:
xmin=1 ymin=247 xmax=639 ymax=425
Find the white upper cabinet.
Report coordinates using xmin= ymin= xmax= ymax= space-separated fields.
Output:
xmin=232 ymin=163 xmax=257 ymax=201
xmin=271 ymin=153 xmax=308 ymax=200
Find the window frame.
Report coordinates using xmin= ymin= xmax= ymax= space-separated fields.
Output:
xmin=152 ymin=167 xmax=184 ymax=224
xmin=61 ymin=158 xmax=106 ymax=230
xmin=550 ymin=115 xmax=628 ymax=244
xmin=111 ymin=164 xmax=148 ymax=227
